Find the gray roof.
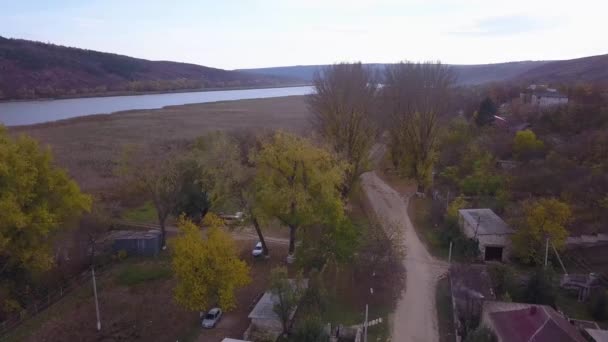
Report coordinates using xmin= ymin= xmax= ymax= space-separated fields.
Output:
xmin=585 ymin=328 xmax=608 ymax=342
xmin=459 ymin=209 xmax=513 ymax=235
xmin=97 ymin=229 xmax=161 ymax=243
xmin=248 ymin=279 xmax=308 ymax=320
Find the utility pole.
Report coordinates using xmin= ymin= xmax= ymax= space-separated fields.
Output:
xmin=89 ymin=235 xmax=101 ymax=331
xmin=364 ymin=304 xmax=368 ymax=342
xmin=448 ymin=241 xmax=453 ymax=263
xmin=92 ymin=266 xmax=101 ymax=331
xmin=544 ymin=236 xmax=550 ymax=269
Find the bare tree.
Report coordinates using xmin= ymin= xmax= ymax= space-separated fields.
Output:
xmin=307 ymin=62 xmax=379 ymax=195
xmin=384 ymin=61 xmax=456 ymax=193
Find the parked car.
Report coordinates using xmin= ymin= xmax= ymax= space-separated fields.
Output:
xmin=252 ymin=242 xmax=263 ymax=257
xmin=219 ymin=211 xmax=244 ymax=222
xmin=201 ymin=308 xmax=222 ymax=328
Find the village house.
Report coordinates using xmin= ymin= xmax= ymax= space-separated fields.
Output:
xmin=482 ymin=301 xmax=586 ymax=342
xmin=458 ymin=209 xmax=514 ymax=262
xmin=520 ymin=84 xmax=569 ymax=107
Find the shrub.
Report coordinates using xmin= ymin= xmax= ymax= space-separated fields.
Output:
xmin=464 ymin=325 xmax=497 ymax=342
xmin=292 ymin=316 xmax=328 ymax=342
xmin=589 ymin=290 xmax=608 ymax=321
xmin=116 ymin=264 xmax=172 ymax=286
xmin=488 ymin=264 xmax=516 ymax=298
xmin=523 ymin=268 xmax=557 ymax=306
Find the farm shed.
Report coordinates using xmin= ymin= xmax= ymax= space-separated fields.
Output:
xmin=103 ymin=230 xmax=162 ymax=257
xmin=458 ymin=209 xmax=514 ymax=262
xmin=245 ymin=279 xmax=308 ymax=339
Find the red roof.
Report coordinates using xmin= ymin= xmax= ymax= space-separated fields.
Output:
xmin=489 ymin=305 xmax=585 ymax=342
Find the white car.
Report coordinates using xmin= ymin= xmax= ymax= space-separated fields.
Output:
xmin=201 ymin=308 xmax=222 ymax=328
xmin=252 ymin=242 xmax=263 ymax=257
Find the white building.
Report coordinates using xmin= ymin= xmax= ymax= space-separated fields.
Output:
xmin=458 ymin=209 xmax=514 ymax=262
xmin=520 ymin=85 xmax=569 ymax=107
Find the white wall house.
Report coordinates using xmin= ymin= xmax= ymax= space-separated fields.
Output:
xmin=458 ymin=209 xmax=514 ymax=262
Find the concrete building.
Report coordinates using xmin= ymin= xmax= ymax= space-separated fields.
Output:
xmin=95 ymin=229 xmax=162 ymax=257
xmin=520 ymin=85 xmax=569 ymax=107
xmin=458 ymin=209 xmax=514 ymax=262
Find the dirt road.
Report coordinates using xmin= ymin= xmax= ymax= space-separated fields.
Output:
xmin=361 ymin=171 xmax=447 ymax=342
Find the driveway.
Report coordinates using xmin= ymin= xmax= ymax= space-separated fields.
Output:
xmin=361 ymin=171 xmax=447 ymax=342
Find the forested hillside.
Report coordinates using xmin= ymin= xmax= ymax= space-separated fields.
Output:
xmin=0 ymin=37 xmax=295 ymax=100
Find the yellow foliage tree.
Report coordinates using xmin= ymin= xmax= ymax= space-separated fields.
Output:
xmin=170 ymin=214 xmax=250 ymax=312
xmin=0 ymin=126 xmax=91 ymax=311
xmin=513 ymin=129 xmax=544 ymax=160
xmin=252 ymin=131 xmax=346 ymax=257
xmin=512 ymin=198 xmax=571 ymax=264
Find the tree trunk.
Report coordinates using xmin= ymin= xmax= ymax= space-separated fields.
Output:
xmin=251 ymin=215 xmax=269 ymax=257
xmin=288 ymin=225 xmax=297 ymax=255
xmin=159 ymin=217 xmax=167 ymax=249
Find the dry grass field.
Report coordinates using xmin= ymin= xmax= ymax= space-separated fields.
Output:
xmin=10 ymin=95 xmax=311 ymax=197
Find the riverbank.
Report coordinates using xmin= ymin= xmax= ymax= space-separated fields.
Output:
xmin=0 ymin=83 xmax=310 ymax=103
xmin=10 ymin=95 xmax=311 ymax=197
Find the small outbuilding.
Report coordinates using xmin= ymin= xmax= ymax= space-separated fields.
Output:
xmin=458 ymin=209 xmax=514 ymax=262
xmin=104 ymin=230 xmax=162 ymax=257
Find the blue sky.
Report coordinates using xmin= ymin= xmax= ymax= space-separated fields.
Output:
xmin=1 ymin=0 xmax=607 ymax=69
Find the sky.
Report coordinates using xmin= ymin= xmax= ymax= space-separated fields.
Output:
xmin=1 ymin=0 xmax=607 ymax=70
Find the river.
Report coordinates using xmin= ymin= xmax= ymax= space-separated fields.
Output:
xmin=0 ymin=85 xmax=313 ymax=126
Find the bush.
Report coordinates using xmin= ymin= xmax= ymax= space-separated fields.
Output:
xmin=292 ymin=316 xmax=328 ymax=342
xmin=589 ymin=290 xmax=608 ymax=321
xmin=488 ymin=264 xmax=517 ymax=298
xmin=464 ymin=325 xmax=497 ymax=342
xmin=523 ymin=268 xmax=557 ymax=306
xmin=438 ymin=220 xmax=480 ymax=261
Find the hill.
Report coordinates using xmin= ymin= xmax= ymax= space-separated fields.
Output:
xmin=515 ymin=54 xmax=608 ymax=85
xmin=0 ymin=36 xmax=296 ymax=100
xmin=238 ymin=54 xmax=608 ymax=86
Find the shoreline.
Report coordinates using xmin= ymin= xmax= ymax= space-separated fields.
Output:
xmin=0 ymin=83 xmax=311 ymax=104
xmin=9 ymin=94 xmax=308 ymax=130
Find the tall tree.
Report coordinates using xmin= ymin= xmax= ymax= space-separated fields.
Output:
xmin=171 ymin=214 xmax=250 ymax=312
xmin=270 ymin=267 xmax=305 ymax=336
xmin=307 ymin=63 xmax=378 ymax=195
xmin=512 ymin=198 xmax=571 ymax=264
xmin=384 ymin=61 xmax=455 ymax=192
xmin=0 ymin=127 xmax=91 ymax=312
xmin=195 ymin=131 xmax=272 ymax=257
xmin=118 ymin=146 xmax=184 ymax=248
xmin=513 ymin=129 xmax=544 ymax=161
xmin=252 ymin=132 xmax=346 ymax=259
xmin=475 ymin=97 xmax=497 ymax=126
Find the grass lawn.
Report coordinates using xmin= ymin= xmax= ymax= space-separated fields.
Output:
xmin=121 ymin=201 xmax=157 ymax=223
xmin=436 ymin=276 xmax=456 ymax=342
xmin=115 ymin=262 xmax=172 ymax=286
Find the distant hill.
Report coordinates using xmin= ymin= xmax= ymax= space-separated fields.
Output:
xmin=515 ymin=54 xmax=608 ymax=85
xmin=238 ymin=55 xmax=608 ymax=86
xmin=0 ymin=36 xmax=297 ymax=100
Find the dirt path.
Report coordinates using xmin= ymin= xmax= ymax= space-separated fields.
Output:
xmin=361 ymin=171 xmax=447 ymax=342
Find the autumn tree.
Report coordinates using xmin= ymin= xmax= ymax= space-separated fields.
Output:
xmin=118 ymin=146 xmax=184 ymax=248
xmin=270 ymin=267 xmax=305 ymax=336
xmin=307 ymin=63 xmax=378 ymax=194
xmin=172 ymin=158 xmax=209 ymax=222
xmin=0 ymin=127 xmax=91 ymax=312
xmin=513 ymin=129 xmax=544 ymax=161
xmin=475 ymin=97 xmax=497 ymax=127
xmin=252 ymin=132 xmax=346 ymax=260
xmin=512 ymin=198 xmax=571 ymax=264
xmin=195 ymin=131 xmax=271 ymax=257
xmin=384 ymin=61 xmax=455 ymax=192
xmin=171 ymin=214 xmax=250 ymax=312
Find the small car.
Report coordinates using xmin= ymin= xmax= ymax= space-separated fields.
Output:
xmin=252 ymin=242 xmax=263 ymax=257
xmin=201 ymin=308 xmax=222 ymax=328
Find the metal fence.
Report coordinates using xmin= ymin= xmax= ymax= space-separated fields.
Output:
xmin=0 ymin=263 xmax=110 ymax=337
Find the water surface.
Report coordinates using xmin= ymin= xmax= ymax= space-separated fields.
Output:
xmin=0 ymin=86 xmax=313 ymax=126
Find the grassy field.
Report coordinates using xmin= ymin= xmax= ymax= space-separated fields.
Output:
xmin=121 ymin=201 xmax=158 ymax=223
xmin=10 ymin=96 xmax=311 ymax=197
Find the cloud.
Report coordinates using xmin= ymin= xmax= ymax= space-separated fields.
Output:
xmin=449 ymin=14 xmax=558 ymax=36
